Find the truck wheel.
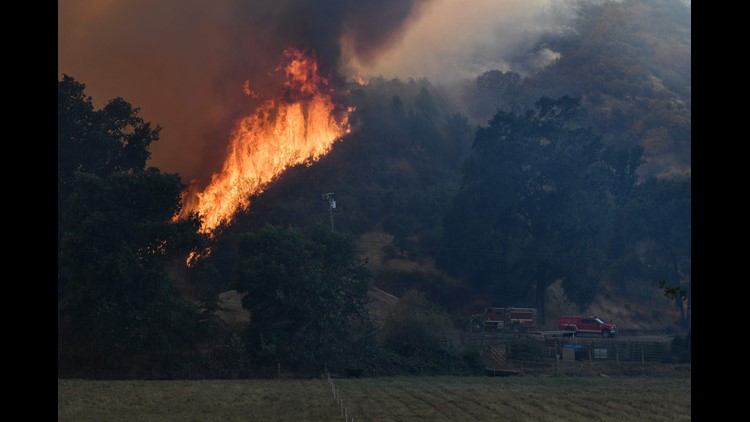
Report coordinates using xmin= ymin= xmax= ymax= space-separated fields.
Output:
xmin=602 ymin=330 xmax=611 ymax=338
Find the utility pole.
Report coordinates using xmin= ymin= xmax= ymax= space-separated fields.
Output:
xmin=323 ymin=192 xmax=336 ymax=232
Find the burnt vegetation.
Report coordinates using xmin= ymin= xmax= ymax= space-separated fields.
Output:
xmin=58 ymin=0 xmax=690 ymax=378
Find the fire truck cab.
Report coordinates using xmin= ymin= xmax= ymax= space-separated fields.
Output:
xmin=558 ymin=315 xmax=617 ymax=338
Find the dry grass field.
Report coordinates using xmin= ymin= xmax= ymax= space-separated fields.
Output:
xmin=58 ymin=370 xmax=691 ymax=421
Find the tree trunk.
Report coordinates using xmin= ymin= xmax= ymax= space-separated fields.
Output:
xmin=686 ymin=274 xmax=691 ymax=333
xmin=535 ymin=279 xmax=547 ymax=326
xmin=676 ymin=296 xmax=686 ymax=324
xmin=668 ymin=248 xmax=687 ymax=326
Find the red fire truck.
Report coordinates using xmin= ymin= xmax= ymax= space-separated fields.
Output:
xmin=467 ymin=307 xmax=537 ymax=333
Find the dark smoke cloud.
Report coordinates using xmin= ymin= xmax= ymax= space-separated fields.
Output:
xmin=59 ymin=0 xmax=430 ymax=182
xmin=230 ymin=1 xmax=429 ymax=73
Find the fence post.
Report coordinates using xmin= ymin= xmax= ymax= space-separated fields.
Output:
xmin=555 ymin=352 xmax=559 ymax=376
xmin=616 ymin=344 xmax=619 ymax=364
xmin=641 ymin=345 xmax=645 ymax=365
xmin=555 ymin=339 xmax=559 ymax=376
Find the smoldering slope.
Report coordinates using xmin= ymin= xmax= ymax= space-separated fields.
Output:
xmin=58 ymin=0 xmax=574 ymax=182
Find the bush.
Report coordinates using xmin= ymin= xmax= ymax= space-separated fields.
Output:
xmin=508 ymin=338 xmax=546 ymax=363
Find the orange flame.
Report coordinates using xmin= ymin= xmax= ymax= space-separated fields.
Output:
xmin=177 ymin=48 xmax=351 ymax=234
xmin=353 ymin=74 xmax=368 ymax=86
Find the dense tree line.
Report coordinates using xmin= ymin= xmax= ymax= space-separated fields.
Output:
xmin=439 ymin=96 xmax=620 ymax=321
xmin=58 ymin=70 xmax=689 ymax=378
xmin=58 ymin=75 xmax=213 ymax=376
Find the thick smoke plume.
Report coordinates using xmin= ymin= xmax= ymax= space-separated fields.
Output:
xmin=59 ymin=0 xmax=573 ymax=181
xmin=59 ymin=0 xmax=430 ymax=182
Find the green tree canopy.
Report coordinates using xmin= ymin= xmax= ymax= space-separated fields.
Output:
xmin=437 ymin=96 xmax=628 ymax=319
xmin=234 ymin=224 xmax=374 ymax=372
xmin=58 ymin=75 xmax=206 ymax=376
xmin=381 ymin=290 xmax=453 ymax=368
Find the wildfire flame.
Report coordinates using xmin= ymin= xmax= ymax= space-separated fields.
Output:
xmin=177 ymin=48 xmax=351 ymax=234
xmin=353 ymin=74 xmax=368 ymax=86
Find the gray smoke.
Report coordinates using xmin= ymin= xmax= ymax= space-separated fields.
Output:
xmin=59 ymin=0 xmax=430 ymax=181
xmin=58 ymin=0 xmax=572 ymax=181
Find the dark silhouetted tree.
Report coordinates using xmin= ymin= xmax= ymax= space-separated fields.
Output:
xmin=234 ymin=224 xmax=374 ymax=372
xmin=58 ymin=75 xmax=207 ymax=376
xmin=438 ymin=96 xmax=616 ymax=321
xmin=380 ymin=289 xmax=459 ymax=374
xmin=623 ymin=175 xmax=691 ymax=328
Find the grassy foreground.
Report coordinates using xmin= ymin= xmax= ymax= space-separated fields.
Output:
xmin=58 ymin=373 xmax=691 ymax=421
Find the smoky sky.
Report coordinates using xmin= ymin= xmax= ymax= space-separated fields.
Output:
xmin=345 ymin=0 xmax=576 ymax=82
xmin=230 ymin=1 xmax=431 ymax=78
xmin=59 ymin=0 xmax=571 ymax=182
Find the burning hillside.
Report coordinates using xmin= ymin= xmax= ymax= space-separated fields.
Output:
xmin=176 ymin=48 xmax=352 ymax=233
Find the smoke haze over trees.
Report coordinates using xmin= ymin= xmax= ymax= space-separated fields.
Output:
xmin=58 ymin=0 xmax=690 ymax=377
xmin=456 ymin=0 xmax=691 ymax=179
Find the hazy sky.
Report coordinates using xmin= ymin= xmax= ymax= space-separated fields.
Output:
xmin=59 ymin=0 xmax=573 ymax=182
xmin=343 ymin=0 xmax=573 ymax=82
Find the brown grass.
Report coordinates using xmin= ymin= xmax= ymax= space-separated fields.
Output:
xmin=59 ymin=372 xmax=690 ymax=421
xmin=214 ymin=231 xmax=686 ymax=336
xmin=367 ymin=286 xmax=399 ymax=328
xmin=215 ymin=290 xmax=250 ymax=331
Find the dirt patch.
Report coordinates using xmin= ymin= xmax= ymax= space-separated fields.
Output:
xmin=215 ymin=290 xmax=250 ymax=331
xmin=368 ymin=286 xmax=399 ymax=328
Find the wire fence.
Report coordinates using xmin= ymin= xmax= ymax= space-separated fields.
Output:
xmin=325 ymin=368 xmax=357 ymax=422
xmin=475 ymin=336 xmax=679 ymax=371
xmin=554 ymin=340 xmax=672 ymax=364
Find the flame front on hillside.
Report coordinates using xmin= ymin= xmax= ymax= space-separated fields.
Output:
xmin=176 ymin=48 xmax=351 ymax=234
